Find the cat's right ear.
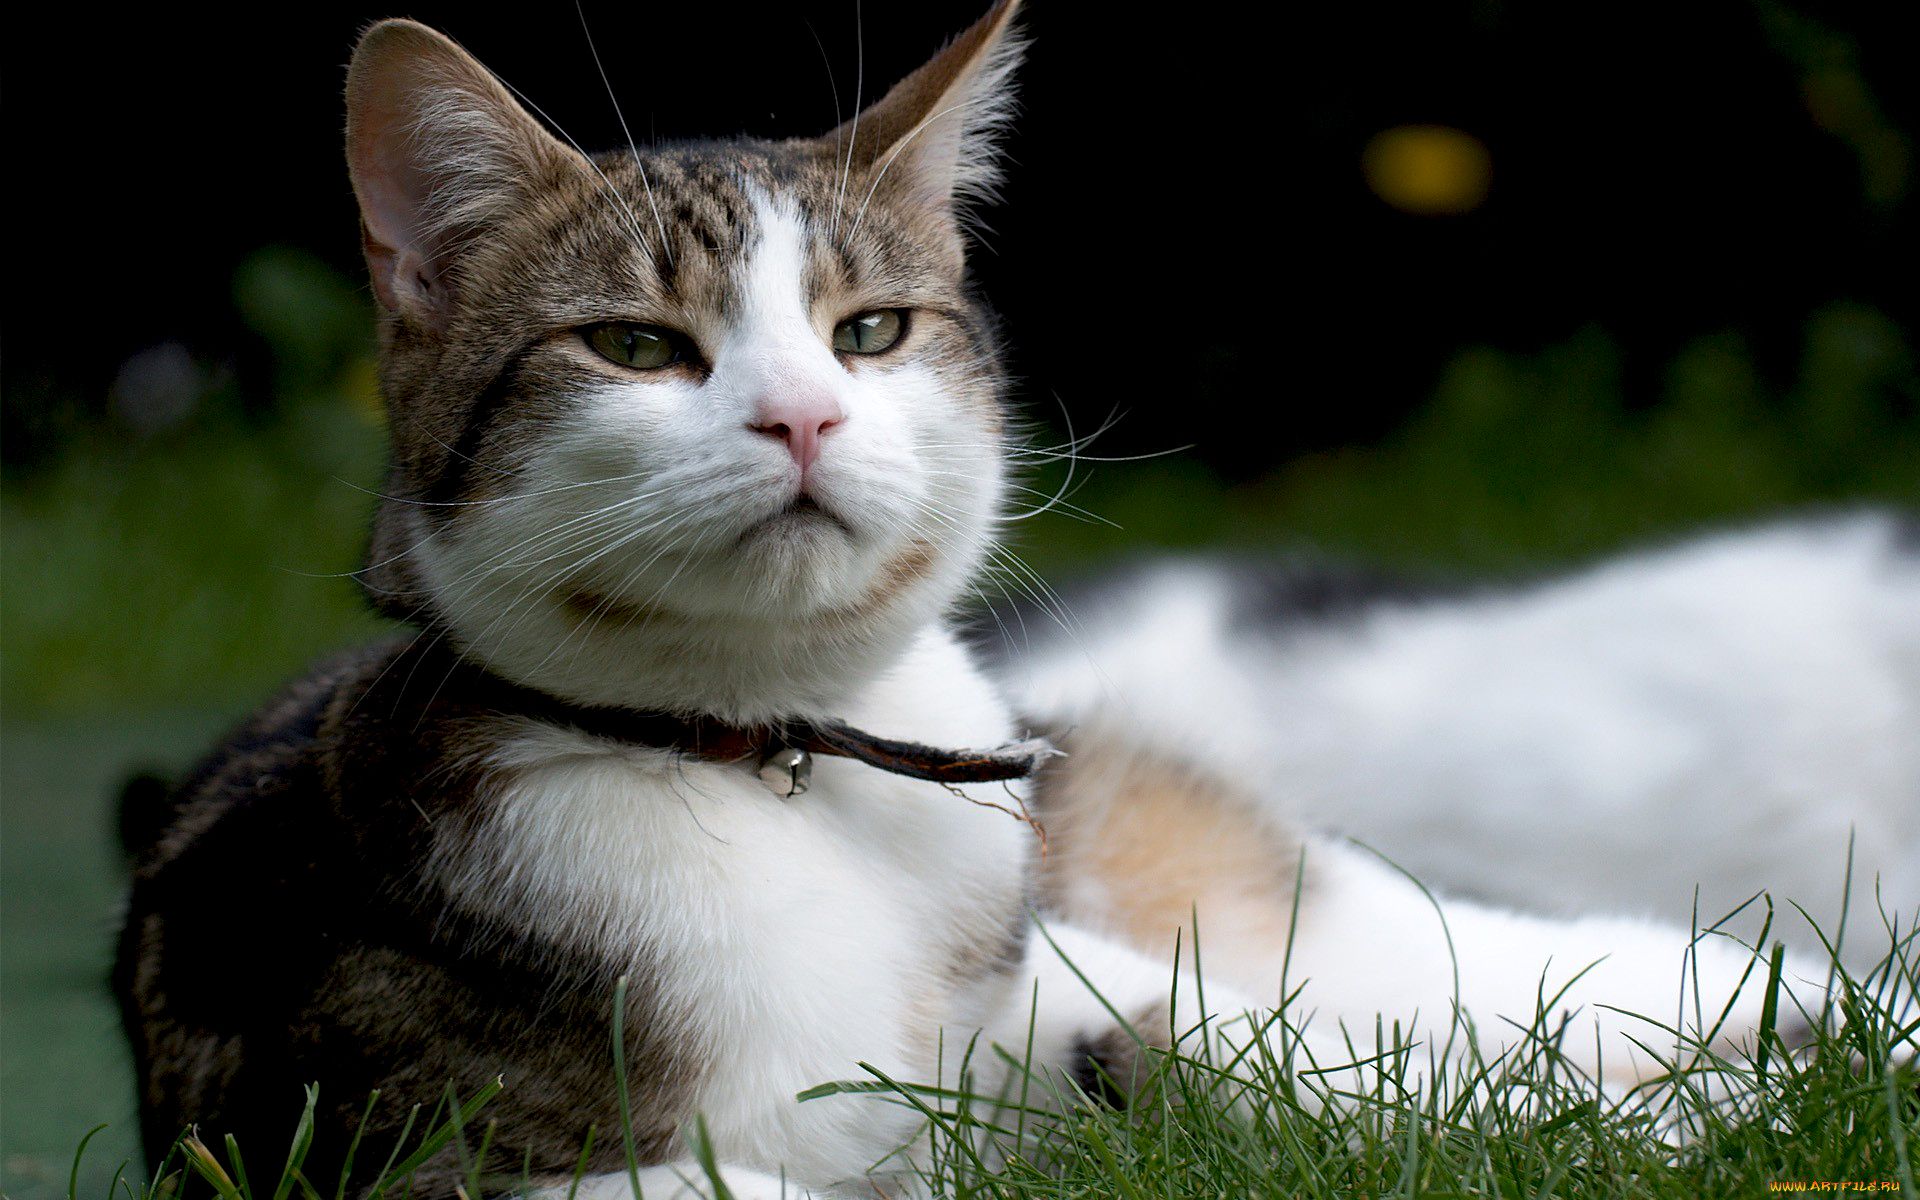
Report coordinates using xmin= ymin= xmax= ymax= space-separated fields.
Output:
xmin=345 ymin=20 xmax=588 ymax=325
xmin=826 ymin=0 xmax=1025 ymax=224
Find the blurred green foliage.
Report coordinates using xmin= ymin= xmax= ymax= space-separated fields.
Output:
xmin=3 ymin=247 xmax=394 ymax=715
xmin=1014 ymin=304 xmax=1918 ymax=577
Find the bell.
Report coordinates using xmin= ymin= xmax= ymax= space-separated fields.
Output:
xmin=757 ymin=746 xmax=813 ymax=797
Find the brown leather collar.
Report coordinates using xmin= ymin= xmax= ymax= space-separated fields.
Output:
xmin=504 ymin=682 xmax=1056 ymax=788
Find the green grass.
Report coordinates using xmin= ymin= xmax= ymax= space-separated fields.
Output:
xmin=51 ymin=914 xmax=1920 ymax=1200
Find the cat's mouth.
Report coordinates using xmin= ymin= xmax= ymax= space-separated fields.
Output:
xmin=741 ymin=494 xmax=855 ymax=543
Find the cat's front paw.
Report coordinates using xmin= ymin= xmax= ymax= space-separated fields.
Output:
xmin=1574 ymin=927 xmax=1828 ymax=1089
xmin=543 ymin=1166 xmax=812 ymax=1200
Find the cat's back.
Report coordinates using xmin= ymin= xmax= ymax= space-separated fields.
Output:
xmin=115 ymin=645 xmax=400 ymax=1156
xmin=993 ymin=510 xmax=1920 ymax=947
xmin=130 ymin=648 xmax=380 ymax=860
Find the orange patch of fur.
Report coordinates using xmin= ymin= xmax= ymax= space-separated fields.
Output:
xmin=557 ymin=588 xmax=661 ymax=629
xmin=845 ymin=538 xmax=937 ymax=619
xmin=1036 ymin=734 xmax=1301 ymax=977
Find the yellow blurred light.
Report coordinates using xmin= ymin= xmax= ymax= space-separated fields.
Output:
xmin=1363 ymin=125 xmax=1492 ymax=215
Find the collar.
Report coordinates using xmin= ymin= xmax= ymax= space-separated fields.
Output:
xmin=502 ymin=682 xmax=1056 ymax=798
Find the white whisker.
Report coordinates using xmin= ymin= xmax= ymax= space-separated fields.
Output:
xmin=491 ymin=70 xmax=659 ymax=270
xmin=831 ymin=0 xmax=864 ymax=242
xmin=574 ymin=0 xmax=674 ymax=269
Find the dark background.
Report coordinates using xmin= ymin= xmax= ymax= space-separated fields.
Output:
xmin=10 ymin=0 xmax=1915 ymax=474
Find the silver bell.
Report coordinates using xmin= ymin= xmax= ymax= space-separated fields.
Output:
xmin=757 ymin=746 xmax=813 ymax=797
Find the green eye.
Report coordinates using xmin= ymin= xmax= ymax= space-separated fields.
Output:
xmin=585 ymin=323 xmax=682 ymax=370
xmin=832 ymin=309 xmax=906 ymax=355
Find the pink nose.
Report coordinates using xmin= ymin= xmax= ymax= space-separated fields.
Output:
xmin=750 ymin=394 xmax=843 ymax=472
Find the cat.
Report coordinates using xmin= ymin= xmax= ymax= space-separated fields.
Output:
xmin=996 ymin=511 xmax=1920 ymax=973
xmin=115 ymin=5 xmax=1819 ymax=1197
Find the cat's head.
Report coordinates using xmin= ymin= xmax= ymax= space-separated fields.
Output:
xmin=345 ymin=4 xmax=1022 ymax=721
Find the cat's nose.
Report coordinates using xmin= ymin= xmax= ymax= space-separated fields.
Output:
xmin=750 ymin=394 xmax=844 ymax=473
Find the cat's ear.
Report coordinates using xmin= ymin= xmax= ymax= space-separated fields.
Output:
xmin=345 ymin=19 xmax=589 ymax=323
xmin=829 ymin=0 xmax=1025 ymax=220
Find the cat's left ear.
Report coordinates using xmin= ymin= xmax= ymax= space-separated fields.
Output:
xmin=829 ymin=0 xmax=1025 ymax=220
xmin=345 ymin=19 xmax=592 ymax=325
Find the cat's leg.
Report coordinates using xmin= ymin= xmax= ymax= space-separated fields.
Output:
xmin=976 ymin=920 xmax=1369 ymax=1117
xmin=1027 ymin=733 xmax=1824 ymax=1090
xmin=1226 ymin=836 xmax=1829 ymax=1089
xmin=982 ymin=921 xmax=1243 ymax=1100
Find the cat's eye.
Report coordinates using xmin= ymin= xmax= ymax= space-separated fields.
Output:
xmin=833 ymin=310 xmax=906 ymax=356
xmin=585 ymin=323 xmax=685 ymax=370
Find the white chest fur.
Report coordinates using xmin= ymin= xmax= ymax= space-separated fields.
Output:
xmin=440 ymin=627 xmax=1033 ymax=1180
